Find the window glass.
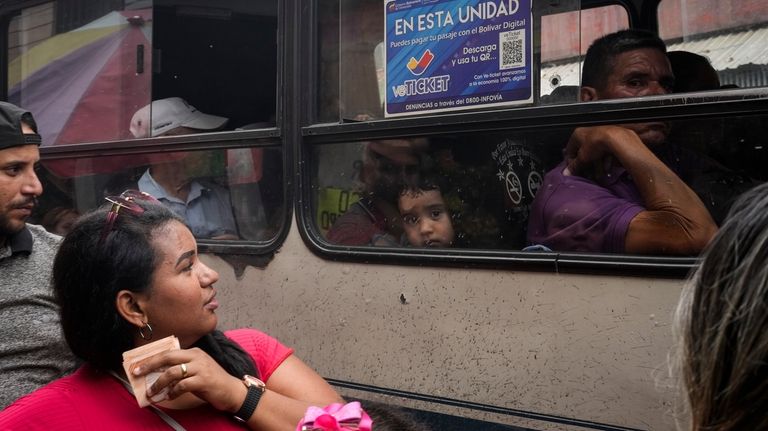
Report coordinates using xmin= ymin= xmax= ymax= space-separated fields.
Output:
xmin=318 ymin=0 xmax=632 ymax=121
xmin=313 ymin=114 xmax=766 ymax=254
xmin=7 ymin=0 xmax=278 ymax=145
xmin=658 ymin=0 xmax=768 ymax=90
xmin=540 ymin=4 xmax=628 ymax=103
xmin=32 ymin=147 xmax=285 ymax=242
xmin=7 ymin=1 xmax=152 ymax=146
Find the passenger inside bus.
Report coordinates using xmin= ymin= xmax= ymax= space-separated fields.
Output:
xmin=129 ymin=97 xmax=239 ymax=240
xmin=667 ymin=50 xmax=721 ymax=93
xmin=527 ymin=29 xmax=718 ymax=255
xmin=398 ymin=173 xmax=455 ymax=248
xmin=397 ymin=142 xmax=510 ymax=250
xmin=673 ymin=181 xmax=768 ymax=431
xmin=0 ymin=194 xmax=344 ymax=428
xmin=665 ymin=50 xmax=759 ymax=225
xmin=326 ymin=139 xmax=428 ymax=246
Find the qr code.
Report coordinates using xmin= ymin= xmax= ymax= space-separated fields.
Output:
xmin=499 ymin=29 xmax=525 ymax=70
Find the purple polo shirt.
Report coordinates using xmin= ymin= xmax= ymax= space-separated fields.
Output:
xmin=526 ymin=161 xmax=645 ymax=253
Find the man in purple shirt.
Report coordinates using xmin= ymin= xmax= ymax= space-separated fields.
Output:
xmin=527 ymin=30 xmax=717 ymax=254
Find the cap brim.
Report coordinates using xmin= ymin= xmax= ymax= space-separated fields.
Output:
xmin=182 ymin=112 xmax=228 ymax=131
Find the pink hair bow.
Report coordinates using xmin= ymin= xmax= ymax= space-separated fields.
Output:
xmin=296 ymin=401 xmax=372 ymax=431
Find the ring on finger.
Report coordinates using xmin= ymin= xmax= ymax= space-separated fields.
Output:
xmin=180 ymin=362 xmax=188 ymax=378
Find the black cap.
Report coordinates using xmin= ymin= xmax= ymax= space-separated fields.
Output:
xmin=0 ymin=101 xmax=42 ymax=150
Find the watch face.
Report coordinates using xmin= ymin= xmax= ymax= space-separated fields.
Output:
xmin=243 ymin=374 xmax=266 ymax=391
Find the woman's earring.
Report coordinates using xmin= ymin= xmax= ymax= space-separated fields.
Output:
xmin=139 ymin=322 xmax=153 ymax=340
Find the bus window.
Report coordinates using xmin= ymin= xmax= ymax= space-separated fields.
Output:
xmin=7 ymin=0 xmax=285 ymax=249
xmin=33 ymin=146 xmax=285 ymax=242
xmin=150 ymin=2 xmax=278 ymax=128
xmin=7 ymin=2 xmax=152 ymax=146
xmin=6 ymin=0 xmax=278 ymax=145
xmin=313 ymin=130 xmax=568 ymax=250
xmin=308 ymin=0 xmax=768 ymax=260
xmin=319 ymin=1 xmax=633 ymax=120
xmin=314 ymin=114 xmax=766 ymax=254
xmin=540 ymin=4 xmax=628 ymax=103
xmin=658 ymin=0 xmax=768 ymax=90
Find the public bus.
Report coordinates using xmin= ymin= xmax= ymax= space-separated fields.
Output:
xmin=2 ymin=0 xmax=767 ymax=429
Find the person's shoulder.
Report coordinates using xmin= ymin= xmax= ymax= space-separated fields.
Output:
xmin=194 ymin=179 xmax=233 ymax=206
xmin=197 ymin=178 xmax=229 ymax=193
xmin=0 ymin=374 xmax=79 ymax=424
xmin=326 ymin=200 xmax=381 ymax=244
xmin=26 ymin=224 xmax=62 ymax=249
xmin=224 ymin=328 xmax=275 ymax=345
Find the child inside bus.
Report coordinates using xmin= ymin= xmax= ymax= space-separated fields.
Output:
xmin=397 ymin=175 xmax=455 ymax=248
xmin=326 ymin=139 xmax=428 ymax=246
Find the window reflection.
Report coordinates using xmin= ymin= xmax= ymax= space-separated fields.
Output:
xmin=6 ymin=0 xmax=279 ymax=146
xmin=7 ymin=2 xmax=152 ymax=146
xmin=315 ymin=114 xmax=767 ymax=254
xmin=32 ymin=147 xmax=284 ymax=242
xmin=659 ymin=0 xmax=768 ymax=90
xmin=316 ymin=133 xmax=562 ymax=250
xmin=321 ymin=0 xmax=768 ymax=121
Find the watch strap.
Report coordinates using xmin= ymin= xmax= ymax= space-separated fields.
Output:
xmin=233 ymin=378 xmax=264 ymax=422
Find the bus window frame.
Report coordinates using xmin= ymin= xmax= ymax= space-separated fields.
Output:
xmin=294 ymin=0 xmax=768 ymax=277
xmin=0 ymin=0 xmax=293 ymax=256
xmin=38 ymin=128 xmax=292 ymax=256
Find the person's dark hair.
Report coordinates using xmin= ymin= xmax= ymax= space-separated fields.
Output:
xmin=667 ymin=50 xmax=720 ymax=92
xmin=398 ymin=170 xmax=446 ymax=198
xmin=582 ymin=29 xmax=667 ymax=90
xmin=361 ymin=401 xmax=432 ymax=431
xmin=673 ymin=182 xmax=768 ymax=431
xmin=53 ymin=199 xmax=256 ymax=377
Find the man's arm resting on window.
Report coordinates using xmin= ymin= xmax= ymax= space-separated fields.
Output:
xmin=565 ymin=126 xmax=717 ymax=255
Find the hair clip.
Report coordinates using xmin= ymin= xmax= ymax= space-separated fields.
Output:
xmin=296 ymin=402 xmax=372 ymax=431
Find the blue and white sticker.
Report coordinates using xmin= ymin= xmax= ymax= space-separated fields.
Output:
xmin=385 ymin=0 xmax=533 ymax=117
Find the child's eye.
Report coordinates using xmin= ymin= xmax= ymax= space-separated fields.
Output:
xmin=402 ymin=215 xmax=418 ymax=225
xmin=430 ymin=210 xmax=443 ymax=219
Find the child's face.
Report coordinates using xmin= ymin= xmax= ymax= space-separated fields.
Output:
xmin=398 ymin=189 xmax=455 ymax=248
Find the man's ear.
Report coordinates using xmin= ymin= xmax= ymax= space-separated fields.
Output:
xmin=580 ymin=86 xmax=599 ymax=102
xmin=115 ymin=290 xmax=148 ymax=327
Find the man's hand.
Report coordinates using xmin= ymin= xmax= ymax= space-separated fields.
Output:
xmin=564 ymin=126 xmax=643 ymax=180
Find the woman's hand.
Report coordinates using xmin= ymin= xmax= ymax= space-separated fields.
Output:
xmin=131 ymin=347 xmax=246 ymax=414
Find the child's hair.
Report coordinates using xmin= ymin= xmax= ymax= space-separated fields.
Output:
xmin=398 ymin=171 xmax=446 ymax=199
xmin=397 ymin=167 xmax=503 ymax=249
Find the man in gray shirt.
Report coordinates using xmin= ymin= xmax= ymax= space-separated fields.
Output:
xmin=0 ymin=102 xmax=76 ymax=408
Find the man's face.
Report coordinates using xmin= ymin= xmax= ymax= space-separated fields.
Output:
xmin=364 ymin=140 xmax=421 ymax=200
xmin=583 ymin=48 xmax=675 ymax=147
xmin=0 ymin=136 xmax=43 ymax=237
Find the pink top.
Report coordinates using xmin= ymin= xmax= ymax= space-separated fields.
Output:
xmin=0 ymin=329 xmax=293 ymax=430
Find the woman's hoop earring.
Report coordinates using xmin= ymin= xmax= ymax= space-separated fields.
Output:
xmin=139 ymin=322 xmax=153 ymax=340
